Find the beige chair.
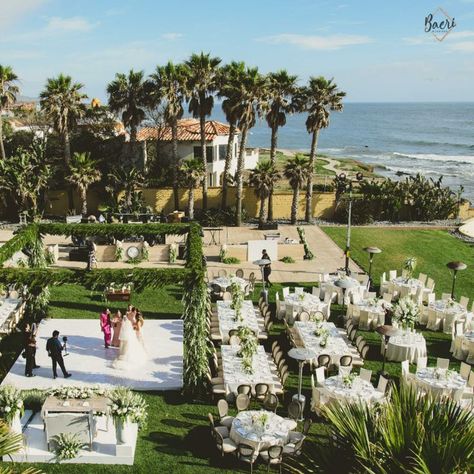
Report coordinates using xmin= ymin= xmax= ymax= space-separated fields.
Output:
xmin=460 ymin=296 xmax=469 ymax=309
xmin=312 ymin=286 xmax=320 ymax=298
xmin=417 ymin=273 xmax=427 ymax=286
xmin=218 ymin=269 xmax=227 ymax=278
xmin=426 ymin=308 xmax=441 ymax=331
xmin=358 ymin=310 xmax=372 ymax=331
xmin=452 ymin=335 xmax=468 ymax=361
xmin=382 ymin=293 xmax=393 ymax=303
xmin=466 ymin=340 xmax=474 ymax=365
xmin=388 ymin=270 xmax=397 ymax=280
xmin=217 ymin=399 xmax=234 ymax=428
xmin=441 ymin=293 xmax=451 ymax=301
xmin=315 ymin=366 xmax=325 ymax=387
xmin=443 ymin=312 xmax=456 ymax=335
xmin=377 ymin=375 xmax=389 ymax=394
xmin=417 ymin=356 xmax=427 ymax=371
xmin=436 ymin=357 xmax=450 ymax=370
xmin=359 ymin=368 xmax=372 ymax=382
xmin=460 ymin=362 xmax=471 ymax=381
xmin=298 ymin=311 xmax=310 ymax=323
xmin=222 ymin=292 xmax=232 ymax=301
xmin=294 ymin=287 xmax=304 ymax=295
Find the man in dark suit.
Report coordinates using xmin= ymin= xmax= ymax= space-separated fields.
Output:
xmin=46 ymin=330 xmax=71 ymax=379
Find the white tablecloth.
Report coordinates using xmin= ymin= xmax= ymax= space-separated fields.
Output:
xmin=0 ymin=298 xmax=22 ymax=330
xmin=221 ymin=345 xmax=275 ymax=394
xmin=353 ymin=299 xmax=388 ymax=326
xmin=321 ymin=375 xmax=385 ymax=404
xmin=211 ymin=276 xmax=246 ymax=291
xmin=295 ymin=321 xmax=353 ymax=365
xmin=217 ymin=300 xmax=260 ymax=343
xmin=384 ymin=331 xmax=427 ymax=362
xmin=320 ymin=276 xmax=364 ymax=301
xmin=414 ymin=367 xmax=466 ymax=398
xmin=284 ymin=293 xmax=328 ymax=317
xmin=429 ymin=300 xmax=469 ymax=327
xmin=230 ymin=410 xmax=294 ymax=454
xmin=391 ymin=277 xmax=423 ymax=293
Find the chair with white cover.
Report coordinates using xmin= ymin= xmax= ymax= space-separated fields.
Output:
xmin=452 ymin=335 xmax=468 ymax=361
xmin=417 ymin=273 xmax=427 ymax=286
xmin=423 ymin=278 xmax=435 ymax=302
xmin=359 ymin=368 xmax=372 ymax=382
xmin=460 ymin=362 xmax=471 ymax=381
xmin=218 ymin=269 xmax=227 ymax=278
xmin=382 ymin=293 xmax=393 ymax=303
xmin=399 ymin=286 xmax=411 ymax=299
xmin=282 ymin=287 xmax=290 ymax=298
xmin=426 ymin=292 xmax=435 ymax=305
xmin=298 ymin=311 xmax=310 ymax=323
xmin=323 ymin=291 xmax=336 ymax=305
xmin=426 ymin=308 xmax=441 ymax=331
xmin=459 ymin=296 xmax=469 ymax=309
xmin=377 ymin=375 xmax=389 ymax=394
xmin=312 ymin=286 xmax=320 ymax=298
xmin=294 ymin=287 xmax=304 ymax=295
xmin=358 ymin=310 xmax=372 ymax=331
xmin=310 ymin=375 xmax=325 ymax=415
xmin=417 ymin=356 xmax=427 ymax=371
xmin=442 ymin=293 xmax=451 ymax=301
xmin=380 ymin=272 xmax=389 ymax=294
xmin=319 ymin=273 xmax=329 ymax=283
xmin=275 ymin=293 xmax=286 ymax=320
xmin=412 ymin=287 xmax=424 ymax=305
xmin=315 ymin=366 xmax=325 ymax=387
xmin=443 ymin=312 xmax=456 ymax=335
xmin=436 ymin=357 xmax=449 ymax=370
xmin=419 ymin=307 xmax=429 ymax=326
xmin=325 ymin=284 xmax=340 ymax=304
xmin=363 ymin=291 xmax=377 ymax=300
xmin=401 ymin=360 xmax=410 ymax=377
xmin=466 ymin=340 xmax=474 ymax=365
xmin=388 ymin=270 xmax=397 ymax=280
xmin=350 ymin=305 xmax=360 ymax=326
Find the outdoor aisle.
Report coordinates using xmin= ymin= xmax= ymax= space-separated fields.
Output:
xmin=2 ymin=318 xmax=183 ymax=390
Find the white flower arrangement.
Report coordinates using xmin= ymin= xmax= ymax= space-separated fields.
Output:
xmin=52 ymin=432 xmax=86 ymax=460
xmin=310 ymin=312 xmax=324 ymax=323
xmin=48 ymin=385 xmax=107 ymax=401
xmin=0 ymin=385 xmax=24 ymax=424
xmin=109 ymin=387 xmax=147 ymax=428
xmin=342 ymin=373 xmax=357 ymax=388
xmin=403 ymin=256 xmax=417 ymax=278
xmin=393 ymin=296 xmax=420 ymax=326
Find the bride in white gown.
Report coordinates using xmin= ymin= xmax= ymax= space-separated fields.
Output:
xmin=112 ymin=310 xmax=147 ymax=370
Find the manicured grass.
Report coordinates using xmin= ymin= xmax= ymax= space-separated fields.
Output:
xmin=322 ymin=227 xmax=474 ymax=301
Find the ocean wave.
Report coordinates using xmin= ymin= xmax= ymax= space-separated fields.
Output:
xmin=397 ymin=139 xmax=474 ymax=150
xmin=391 ymin=152 xmax=474 ymax=164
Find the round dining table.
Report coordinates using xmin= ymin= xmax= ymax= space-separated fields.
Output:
xmin=321 ymin=375 xmax=385 ymax=405
xmin=211 ymin=276 xmax=246 ymax=292
xmin=384 ymin=331 xmax=427 ymax=363
xmin=413 ymin=367 xmax=466 ymax=398
xmin=429 ymin=299 xmax=468 ymax=328
xmin=229 ymin=410 xmax=296 ymax=455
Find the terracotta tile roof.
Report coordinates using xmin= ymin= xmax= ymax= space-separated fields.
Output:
xmin=137 ymin=118 xmax=236 ymax=142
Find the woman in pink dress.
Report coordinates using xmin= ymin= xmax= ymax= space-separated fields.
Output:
xmin=99 ymin=308 xmax=112 ymax=348
xmin=111 ymin=310 xmax=122 ymax=347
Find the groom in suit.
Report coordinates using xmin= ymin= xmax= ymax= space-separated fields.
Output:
xmin=46 ymin=330 xmax=71 ymax=379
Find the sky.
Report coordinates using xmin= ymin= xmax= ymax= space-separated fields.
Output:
xmin=1 ymin=0 xmax=474 ymax=102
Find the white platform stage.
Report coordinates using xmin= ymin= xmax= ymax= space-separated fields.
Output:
xmin=2 ymin=318 xmax=183 ymax=391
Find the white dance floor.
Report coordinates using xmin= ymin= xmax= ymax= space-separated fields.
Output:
xmin=2 ymin=318 xmax=183 ymax=391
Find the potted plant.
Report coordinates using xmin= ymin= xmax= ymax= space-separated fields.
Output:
xmin=393 ymin=296 xmax=420 ymax=331
xmin=109 ymin=387 xmax=147 ymax=444
xmin=0 ymin=385 xmax=24 ymax=435
xmin=52 ymin=432 xmax=86 ymax=461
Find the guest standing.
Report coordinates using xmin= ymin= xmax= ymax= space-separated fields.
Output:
xmin=262 ymin=249 xmax=272 ymax=287
xmin=46 ymin=330 xmax=71 ymax=379
xmin=111 ymin=310 xmax=122 ymax=347
xmin=100 ymin=308 xmax=112 ymax=348
xmin=24 ymin=334 xmax=37 ymax=377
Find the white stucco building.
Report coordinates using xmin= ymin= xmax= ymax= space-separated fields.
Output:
xmin=137 ymin=119 xmax=259 ymax=186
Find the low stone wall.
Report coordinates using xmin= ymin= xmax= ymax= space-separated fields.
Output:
xmin=95 ymin=244 xmax=170 ymax=262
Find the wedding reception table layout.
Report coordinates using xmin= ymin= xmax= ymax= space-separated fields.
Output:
xmin=230 ymin=410 xmax=296 ymax=454
xmin=217 ymin=300 xmax=260 ymax=342
xmin=0 ymin=298 xmax=23 ymax=334
xmin=384 ymin=330 xmax=427 ymax=363
xmin=211 ymin=276 xmax=247 ymax=291
xmin=353 ymin=298 xmax=390 ymax=326
xmin=321 ymin=375 xmax=385 ymax=404
xmin=221 ymin=345 xmax=275 ymax=394
xmin=391 ymin=276 xmax=424 ymax=293
xmin=320 ymin=275 xmax=364 ymax=300
xmin=294 ymin=321 xmax=354 ymax=365
xmin=414 ymin=367 xmax=466 ymax=397
xmin=284 ymin=292 xmax=328 ymax=316
xmin=429 ymin=299 xmax=471 ymax=326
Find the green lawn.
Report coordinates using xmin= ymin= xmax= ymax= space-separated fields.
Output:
xmin=322 ymin=227 xmax=474 ymax=301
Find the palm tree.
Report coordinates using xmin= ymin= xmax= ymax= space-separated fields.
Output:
xmin=218 ymin=61 xmax=246 ymax=210
xmin=179 ymin=158 xmax=205 ymax=220
xmin=284 ymin=154 xmax=311 ymax=225
xmin=66 ymin=151 xmax=101 ymax=215
xmin=107 ymin=167 xmax=145 ymax=210
xmin=106 ymin=69 xmax=149 ymax=144
xmin=234 ymin=67 xmax=266 ymax=227
xmin=249 ymin=160 xmax=280 ymax=227
xmin=264 ymin=70 xmax=300 ymax=221
xmin=0 ymin=65 xmax=19 ymax=160
xmin=148 ymin=62 xmax=189 ymax=210
xmin=303 ymin=76 xmax=345 ymax=222
xmin=185 ymin=52 xmax=222 ymax=211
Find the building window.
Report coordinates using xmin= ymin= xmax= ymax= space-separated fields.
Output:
xmin=194 ymin=146 xmax=214 ymax=163
xmin=218 ymin=144 xmax=227 ymax=161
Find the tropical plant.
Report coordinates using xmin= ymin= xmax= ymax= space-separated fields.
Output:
xmin=234 ymin=66 xmax=266 ymax=226
xmin=0 ymin=145 xmax=52 ymax=217
xmin=66 ymin=152 xmax=101 ymax=215
xmin=0 ymin=386 xmax=23 ymax=425
xmin=179 ymin=158 xmax=205 ymax=220
xmin=0 ymin=65 xmax=19 ymax=160
xmin=52 ymin=432 xmax=86 ymax=461
xmin=249 ymin=160 xmax=280 ymax=227
xmin=106 ymin=69 xmax=149 ymax=144
xmin=284 ymin=155 xmax=311 ymax=225
xmin=303 ymin=76 xmax=345 ymax=222
xmin=218 ymin=61 xmax=246 ymax=209
xmin=285 ymin=384 xmax=474 ymax=474
xmin=107 ymin=167 xmax=145 ymax=211
xmin=297 ymin=226 xmax=314 ymax=260
xmin=148 ymin=62 xmax=189 ymax=210
xmin=264 ymin=70 xmax=300 ymax=220
xmin=185 ymin=52 xmax=222 ymax=210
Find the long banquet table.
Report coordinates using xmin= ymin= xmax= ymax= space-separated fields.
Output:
xmin=217 ymin=300 xmax=261 ymax=343
xmin=0 ymin=298 xmax=24 ymax=335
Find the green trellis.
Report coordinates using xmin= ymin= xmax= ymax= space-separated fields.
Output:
xmin=0 ymin=222 xmax=209 ymax=394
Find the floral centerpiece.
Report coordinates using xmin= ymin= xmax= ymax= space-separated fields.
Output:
xmin=48 ymin=385 xmax=107 ymax=400
xmin=236 ymin=326 xmax=258 ymax=374
xmin=447 ymin=298 xmax=456 ymax=309
xmin=310 ymin=312 xmax=324 ymax=324
xmin=251 ymin=412 xmax=269 ymax=433
xmin=314 ymin=326 xmax=329 ymax=347
xmin=0 ymin=385 xmax=24 ymax=434
xmin=393 ymin=296 xmax=420 ymax=330
xmin=109 ymin=387 xmax=148 ymax=444
xmin=230 ymin=281 xmax=245 ymax=322
xmin=433 ymin=368 xmax=455 ymax=380
xmin=342 ymin=373 xmax=357 ymax=388
xmin=403 ymin=256 xmax=417 ymax=279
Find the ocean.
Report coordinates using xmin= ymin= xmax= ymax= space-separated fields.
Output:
xmin=211 ymin=102 xmax=474 ymax=202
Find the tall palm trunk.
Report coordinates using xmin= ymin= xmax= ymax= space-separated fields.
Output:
xmin=235 ymin=125 xmax=248 ymax=227
xmin=199 ymin=113 xmax=208 ymax=211
xmin=268 ymin=125 xmax=278 ymax=221
xmin=0 ymin=114 xmax=6 ymax=160
xmin=259 ymin=196 xmax=267 ymax=227
xmin=171 ymin=119 xmax=180 ymax=210
xmin=187 ymin=186 xmax=195 ymax=220
xmin=305 ymin=129 xmax=319 ymax=222
xmin=80 ymin=186 xmax=88 ymax=215
xmin=221 ymin=123 xmax=236 ymax=209
xmin=291 ymin=186 xmax=300 ymax=225
xmin=63 ymin=130 xmax=75 ymax=211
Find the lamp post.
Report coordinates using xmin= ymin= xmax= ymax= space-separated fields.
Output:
xmin=364 ymin=246 xmax=382 ymax=290
xmin=334 ymin=277 xmax=358 ymax=312
xmin=342 ymin=172 xmax=364 ymax=276
xmin=447 ymin=261 xmax=467 ymax=300
xmin=288 ymin=348 xmax=316 ymax=420
xmin=253 ymin=258 xmax=271 ymax=303
xmin=375 ymin=325 xmax=400 ymax=378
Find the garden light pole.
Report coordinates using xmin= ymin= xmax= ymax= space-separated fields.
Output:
xmin=364 ymin=246 xmax=382 ymax=290
xmin=447 ymin=261 xmax=467 ymax=300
